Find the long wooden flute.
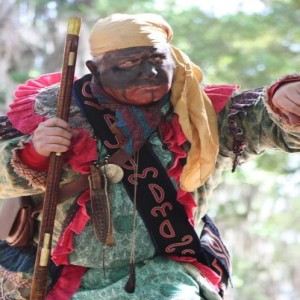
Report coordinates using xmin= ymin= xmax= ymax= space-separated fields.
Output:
xmin=30 ymin=17 xmax=81 ymax=300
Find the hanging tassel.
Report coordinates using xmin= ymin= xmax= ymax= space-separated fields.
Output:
xmin=124 ymin=262 xmax=136 ymax=293
xmin=124 ymin=150 xmax=139 ymax=294
xmin=105 ymin=231 xmax=115 ymax=247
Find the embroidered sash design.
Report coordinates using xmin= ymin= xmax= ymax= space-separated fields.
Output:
xmin=73 ymin=75 xmax=231 ymax=295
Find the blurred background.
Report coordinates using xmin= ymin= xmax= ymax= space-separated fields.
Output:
xmin=0 ymin=0 xmax=299 ymax=299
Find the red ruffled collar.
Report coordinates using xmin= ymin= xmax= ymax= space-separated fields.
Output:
xmin=7 ymin=72 xmax=97 ymax=174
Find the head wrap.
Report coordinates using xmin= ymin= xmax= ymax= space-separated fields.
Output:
xmin=89 ymin=13 xmax=173 ymax=56
xmin=88 ymin=14 xmax=219 ymax=192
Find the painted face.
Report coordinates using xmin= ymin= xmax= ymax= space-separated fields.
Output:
xmin=93 ymin=46 xmax=175 ymax=105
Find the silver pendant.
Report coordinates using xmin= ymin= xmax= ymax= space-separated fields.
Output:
xmin=100 ymin=164 xmax=124 ymax=184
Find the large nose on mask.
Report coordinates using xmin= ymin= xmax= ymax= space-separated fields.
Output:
xmin=140 ymin=61 xmax=158 ymax=79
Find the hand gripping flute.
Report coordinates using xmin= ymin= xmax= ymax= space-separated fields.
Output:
xmin=30 ymin=17 xmax=81 ymax=300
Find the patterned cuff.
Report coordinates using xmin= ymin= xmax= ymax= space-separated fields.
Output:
xmin=12 ymin=139 xmax=47 ymax=190
xmin=18 ymin=140 xmax=49 ymax=171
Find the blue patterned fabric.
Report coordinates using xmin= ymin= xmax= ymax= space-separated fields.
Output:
xmin=0 ymin=241 xmax=35 ymax=273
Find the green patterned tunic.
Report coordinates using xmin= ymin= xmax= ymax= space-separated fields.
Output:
xmin=0 ymin=74 xmax=299 ymax=300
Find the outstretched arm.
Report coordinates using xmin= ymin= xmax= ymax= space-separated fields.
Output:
xmin=218 ymin=75 xmax=300 ymax=164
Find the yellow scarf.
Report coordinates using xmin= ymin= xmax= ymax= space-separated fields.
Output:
xmin=89 ymin=13 xmax=219 ymax=192
xmin=169 ymin=46 xmax=218 ymax=191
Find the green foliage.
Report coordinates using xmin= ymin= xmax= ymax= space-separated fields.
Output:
xmin=9 ymin=71 xmax=34 ymax=84
xmin=0 ymin=93 xmax=5 ymax=104
xmin=7 ymin=0 xmax=299 ymax=90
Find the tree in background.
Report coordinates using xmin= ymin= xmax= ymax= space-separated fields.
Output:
xmin=0 ymin=1 xmax=299 ymax=299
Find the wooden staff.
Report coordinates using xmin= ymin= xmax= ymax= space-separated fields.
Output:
xmin=30 ymin=17 xmax=81 ymax=300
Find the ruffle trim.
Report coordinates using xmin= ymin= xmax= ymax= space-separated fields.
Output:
xmin=7 ymin=73 xmax=97 ymax=176
xmin=46 ymin=265 xmax=87 ymax=300
xmin=51 ymin=189 xmax=90 ymax=266
xmin=160 ymin=115 xmax=197 ymax=226
xmin=205 ymin=84 xmax=240 ymax=114
xmin=170 ymin=255 xmax=221 ymax=292
xmin=7 ymin=73 xmax=62 ymax=134
xmin=63 ymin=128 xmax=97 ymax=174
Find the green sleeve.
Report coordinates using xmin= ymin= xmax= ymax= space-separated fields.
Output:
xmin=195 ymin=87 xmax=300 ymax=220
xmin=0 ymin=135 xmax=44 ymax=198
xmin=218 ymin=87 xmax=300 ymax=164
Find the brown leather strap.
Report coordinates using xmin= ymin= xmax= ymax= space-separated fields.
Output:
xmin=32 ymin=175 xmax=89 ymax=217
xmin=31 ymin=148 xmax=129 ymax=218
xmin=58 ymin=175 xmax=89 ymax=204
xmin=107 ymin=148 xmax=131 ymax=166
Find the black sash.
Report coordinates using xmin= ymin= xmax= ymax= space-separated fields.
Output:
xmin=73 ymin=75 xmax=231 ymax=294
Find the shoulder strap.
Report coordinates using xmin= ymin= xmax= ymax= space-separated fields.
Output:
xmin=32 ymin=175 xmax=89 ymax=217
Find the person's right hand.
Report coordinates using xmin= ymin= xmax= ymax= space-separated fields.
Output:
xmin=32 ymin=118 xmax=73 ymax=157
